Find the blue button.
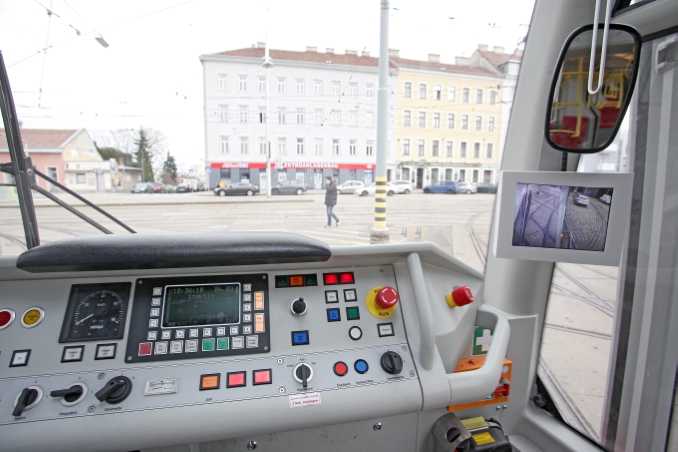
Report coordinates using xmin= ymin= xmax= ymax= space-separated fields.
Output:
xmin=292 ymin=331 xmax=309 ymax=345
xmin=354 ymin=359 xmax=369 ymax=374
xmin=327 ymin=308 xmax=341 ymax=322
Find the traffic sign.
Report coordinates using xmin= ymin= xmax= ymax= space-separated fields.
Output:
xmin=93 ymin=167 xmax=99 ymax=174
xmin=205 ymin=167 xmax=212 ymax=174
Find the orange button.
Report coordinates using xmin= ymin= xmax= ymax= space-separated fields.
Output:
xmin=255 ymin=314 xmax=265 ymax=333
xmin=254 ymin=292 xmax=264 ymax=310
xmin=289 ymin=276 xmax=304 ymax=286
xmin=200 ymin=374 xmax=220 ymax=390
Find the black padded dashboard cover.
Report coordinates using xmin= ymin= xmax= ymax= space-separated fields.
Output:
xmin=16 ymin=232 xmax=332 ymax=273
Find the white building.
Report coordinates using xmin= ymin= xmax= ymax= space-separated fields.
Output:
xmin=200 ymin=44 xmax=397 ymax=189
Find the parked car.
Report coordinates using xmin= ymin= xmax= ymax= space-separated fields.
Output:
xmin=355 ymin=182 xmax=395 ymax=197
xmin=474 ymin=183 xmax=498 ymax=194
xmin=176 ymin=183 xmax=193 ymax=193
xmin=423 ymin=180 xmax=458 ymax=194
xmin=600 ymin=194 xmax=611 ymax=204
xmin=574 ymin=193 xmax=589 ymax=207
xmin=336 ymin=180 xmax=366 ymax=194
xmin=457 ymin=182 xmax=477 ymax=194
xmin=390 ymin=180 xmax=413 ymax=194
xmin=214 ymin=182 xmax=259 ymax=197
xmin=130 ymin=182 xmax=154 ymax=193
xmin=151 ymin=183 xmax=166 ymax=193
xmin=271 ymin=179 xmax=307 ymax=195
xmin=164 ymin=184 xmax=176 ymax=193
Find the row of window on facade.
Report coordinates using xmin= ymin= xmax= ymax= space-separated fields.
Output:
xmin=218 ymin=136 xmax=388 ymax=157
xmin=400 ymin=167 xmax=494 ymax=184
xmin=215 ymin=105 xmax=379 ymax=128
xmin=401 ymin=139 xmax=494 ymax=160
xmin=403 ymin=111 xmax=496 ymax=131
xmin=403 ymin=82 xmax=498 ymax=105
xmin=217 ymin=74 xmax=376 ymax=98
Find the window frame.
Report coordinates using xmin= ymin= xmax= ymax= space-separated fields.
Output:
xmin=218 ymin=74 xmax=228 ymax=91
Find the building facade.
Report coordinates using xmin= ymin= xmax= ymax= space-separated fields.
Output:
xmin=391 ymin=51 xmax=504 ymax=188
xmin=61 ymin=129 xmax=113 ymax=192
xmin=200 ymin=44 xmax=397 ymax=189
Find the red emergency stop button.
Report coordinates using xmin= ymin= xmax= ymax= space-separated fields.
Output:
xmin=445 ymin=286 xmax=474 ymax=309
xmin=0 ymin=309 xmax=15 ymax=330
xmin=375 ymin=286 xmax=399 ymax=310
xmin=333 ymin=361 xmax=348 ymax=376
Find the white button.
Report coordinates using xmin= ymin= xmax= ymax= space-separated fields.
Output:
xmin=325 ymin=291 xmax=338 ymax=303
xmin=243 ymin=325 xmax=252 ymax=335
xmin=161 ymin=330 xmax=171 ymax=340
xmin=203 ymin=328 xmax=212 ymax=337
xmin=96 ymin=344 xmax=116 ymax=360
xmin=349 ymin=326 xmax=363 ymax=340
xmin=175 ymin=329 xmax=185 ymax=339
xmin=147 ymin=331 xmax=157 ymax=341
xmin=151 ymin=298 xmax=161 ymax=306
xmin=232 ymin=336 xmax=244 ymax=349
xmin=170 ymin=341 xmax=183 ymax=353
xmin=246 ymin=335 xmax=258 ymax=348
xmin=217 ymin=327 xmax=226 ymax=336
xmin=243 ymin=314 xmax=252 ymax=322
xmin=62 ymin=347 xmax=83 ymax=362
xmin=185 ymin=340 xmax=198 ymax=352
xmin=10 ymin=351 xmax=30 ymax=367
xmin=230 ymin=326 xmax=239 ymax=335
xmin=243 ymin=303 xmax=252 ymax=312
xmin=243 ymin=284 xmax=252 ymax=292
xmin=150 ymin=308 xmax=160 ymax=317
xmin=189 ymin=329 xmax=199 ymax=338
xmin=149 ymin=319 xmax=158 ymax=328
xmin=153 ymin=287 xmax=163 ymax=296
xmin=378 ymin=323 xmax=394 ymax=337
xmin=243 ymin=293 xmax=252 ymax=302
xmin=154 ymin=342 xmax=168 ymax=354
xmin=344 ymin=289 xmax=357 ymax=302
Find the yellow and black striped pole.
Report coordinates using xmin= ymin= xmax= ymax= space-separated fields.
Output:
xmin=370 ymin=0 xmax=390 ymax=244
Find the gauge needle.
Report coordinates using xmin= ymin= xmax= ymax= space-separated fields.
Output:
xmin=76 ymin=314 xmax=94 ymax=325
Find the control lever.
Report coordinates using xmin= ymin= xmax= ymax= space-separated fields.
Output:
xmin=13 ymin=388 xmax=39 ymax=417
xmin=51 ymin=385 xmax=83 ymax=403
xmin=95 ymin=376 xmax=132 ymax=404
xmin=290 ymin=297 xmax=307 ymax=316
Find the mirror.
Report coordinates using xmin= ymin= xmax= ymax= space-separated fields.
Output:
xmin=545 ymin=25 xmax=641 ymax=153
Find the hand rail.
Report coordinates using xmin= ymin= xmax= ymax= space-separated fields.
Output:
xmin=588 ymin=0 xmax=613 ymax=95
xmin=407 ymin=252 xmax=436 ymax=371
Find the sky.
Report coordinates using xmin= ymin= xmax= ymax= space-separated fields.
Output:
xmin=0 ymin=0 xmax=535 ymax=169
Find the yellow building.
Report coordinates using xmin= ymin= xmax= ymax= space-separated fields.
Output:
xmin=391 ymin=51 xmax=504 ymax=188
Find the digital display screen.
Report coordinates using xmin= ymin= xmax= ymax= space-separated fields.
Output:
xmin=163 ymin=283 xmax=240 ymax=327
xmin=513 ymin=183 xmax=613 ymax=252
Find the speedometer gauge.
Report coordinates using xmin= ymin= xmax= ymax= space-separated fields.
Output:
xmin=59 ymin=283 xmax=132 ymax=343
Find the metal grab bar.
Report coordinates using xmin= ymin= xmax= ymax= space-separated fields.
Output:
xmin=588 ymin=0 xmax=613 ymax=95
xmin=406 ymin=252 xmax=436 ymax=371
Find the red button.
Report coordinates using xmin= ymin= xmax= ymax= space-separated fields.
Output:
xmin=138 ymin=342 xmax=152 ymax=356
xmin=333 ymin=361 xmax=348 ymax=376
xmin=253 ymin=369 xmax=272 ymax=385
xmin=451 ymin=286 xmax=474 ymax=307
xmin=339 ymin=272 xmax=355 ymax=284
xmin=324 ymin=273 xmax=339 ymax=285
xmin=0 ymin=310 xmax=12 ymax=328
xmin=227 ymin=371 xmax=246 ymax=388
xmin=375 ymin=286 xmax=399 ymax=309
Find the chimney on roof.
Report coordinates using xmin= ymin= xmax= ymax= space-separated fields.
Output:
xmin=428 ymin=54 xmax=440 ymax=63
xmin=478 ymin=44 xmax=488 ymax=51
xmin=326 ymin=47 xmax=334 ymax=54
xmin=455 ymin=56 xmax=470 ymax=66
xmin=389 ymin=48 xmax=399 ymax=57
xmin=493 ymin=46 xmax=505 ymax=53
xmin=346 ymin=49 xmax=358 ymax=56
xmin=257 ymin=42 xmax=266 ymax=49
xmin=362 ymin=50 xmax=370 ymax=57
xmin=306 ymin=46 xmax=317 ymax=52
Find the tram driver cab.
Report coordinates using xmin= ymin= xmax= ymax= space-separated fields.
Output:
xmin=1 ymin=1 xmax=678 ymax=451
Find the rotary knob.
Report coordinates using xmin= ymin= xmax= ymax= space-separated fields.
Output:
xmin=95 ymin=376 xmax=132 ymax=404
xmin=293 ymin=363 xmax=314 ymax=388
xmin=375 ymin=286 xmax=399 ymax=310
xmin=380 ymin=351 xmax=403 ymax=375
xmin=290 ymin=297 xmax=307 ymax=315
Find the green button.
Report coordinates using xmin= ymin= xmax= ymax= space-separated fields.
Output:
xmin=202 ymin=338 xmax=215 ymax=351
xmin=275 ymin=275 xmax=289 ymax=288
xmin=304 ymin=274 xmax=318 ymax=286
xmin=346 ymin=306 xmax=360 ymax=320
xmin=217 ymin=337 xmax=229 ymax=350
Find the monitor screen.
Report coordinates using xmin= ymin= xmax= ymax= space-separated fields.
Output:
xmin=163 ymin=283 xmax=240 ymax=327
xmin=512 ymin=184 xmax=613 ymax=251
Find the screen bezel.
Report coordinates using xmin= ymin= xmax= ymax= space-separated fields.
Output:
xmin=161 ymin=282 xmax=241 ymax=329
xmin=493 ymin=171 xmax=633 ymax=265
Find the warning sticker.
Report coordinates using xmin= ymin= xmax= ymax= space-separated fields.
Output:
xmin=289 ymin=392 xmax=321 ymax=408
xmin=461 ymin=416 xmax=488 ymax=431
xmin=472 ymin=432 xmax=495 ymax=446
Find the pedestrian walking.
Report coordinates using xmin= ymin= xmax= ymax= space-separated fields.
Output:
xmin=324 ymin=176 xmax=341 ymax=227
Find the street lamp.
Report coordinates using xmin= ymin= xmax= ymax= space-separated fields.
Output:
xmin=262 ymin=40 xmax=273 ymax=197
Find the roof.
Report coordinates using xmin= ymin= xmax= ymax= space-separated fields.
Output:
xmin=476 ymin=50 xmax=522 ymax=71
xmin=210 ymin=47 xmax=391 ymax=69
xmin=389 ymin=56 xmax=496 ymax=76
xmin=0 ymin=128 xmax=79 ymax=149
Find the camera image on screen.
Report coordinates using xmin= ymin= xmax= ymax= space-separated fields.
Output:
xmin=512 ymin=183 xmax=613 ymax=251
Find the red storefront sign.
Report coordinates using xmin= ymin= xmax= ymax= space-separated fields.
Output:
xmin=209 ymin=162 xmax=375 ymax=170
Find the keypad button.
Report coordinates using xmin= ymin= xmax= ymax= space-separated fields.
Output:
xmin=175 ymin=329 xmax=185 ymax=339
xmin=230 ymin=326 xmax=239 ymax=335
xmin=138 ymin=343 xmax=152 ymax=356
xmin=150 ymin=308 xmax=160 ymax=317
xmin=255 ymin=314 xmax=265 ymax=333
xmin=189 ymin=329 xmax=199 ymax=338
xmin=243 ymin=284 xmax=252 ymax=292
xmin=254 ymin=292 xmax=265 ymax=310
xmin=170 ymin=341 xmax=183 ymax=353
xmin=243 ymin=293 xmax=252 ymax=302
xmin=203 ymin=328 xmax=212 ymax=337
xmin=243 ymin=303 xmax=252 ymax=312
xmin=147 ymin=331 xmax=157 ymax=341
xmin=217 ymin=337 xmax=229 ymax=350
xmin=154 ymin=342 xmax=168 ymax=354
xmin=246 ymin=335 xmax=258 ymax=348
xmin=243 ymin=314 xmax=252 ymax=322
xmin=232 ymin=336 xmax=244 ymax=349
xmin=217 ymin=327 xmax=226 ymax=336
xmin=151 ymin=298 xmax=161 ymax=306
xmin=149 ymin=319 xmax=158 ymax=328
xmin=243 ymin=326 xmax=252 ymax=335
xmin=161 ymin=330 xmax=171 ymax=340
xmin=202 ymin=338 xmax=215 ymax=351
xmin=153 ymin=287 xmax=163 ymax=296
xmin=185 ymin=340 xmax=198 ymax=352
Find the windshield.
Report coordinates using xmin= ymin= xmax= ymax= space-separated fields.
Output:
xmin=0 ymin=0 xmax=533 ymax=265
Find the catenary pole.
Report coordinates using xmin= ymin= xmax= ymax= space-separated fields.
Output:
xmin=370 ymin=0 xmax=390 ymax=243
xmin=263 ymin=36 xmax=273 ymax=197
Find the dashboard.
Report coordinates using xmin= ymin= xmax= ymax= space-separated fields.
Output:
xmin=0 ymin=233 xmax=508 ymax=452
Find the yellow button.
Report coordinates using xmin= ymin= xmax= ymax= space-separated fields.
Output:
xmin=22 ymin=308 xmax=44 ymax=327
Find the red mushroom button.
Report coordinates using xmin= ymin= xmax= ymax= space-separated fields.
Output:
xmin=375 ymin=286 xmax=399 ymax=310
